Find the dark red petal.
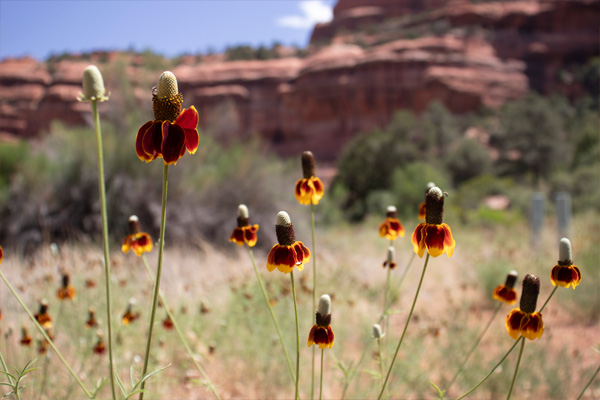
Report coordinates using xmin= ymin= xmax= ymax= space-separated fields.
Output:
xmin=161 ymin=122 xmax=186 ymax=165
xmin=175 ymin=106 xmax=199 ymax=130
xmin=142 ymin=122 xmax=162 ymax=159
xmin=136 ymin=121 xmax=154 ymax=161
xmin=183 ymin=128 xmax=199 ymax=154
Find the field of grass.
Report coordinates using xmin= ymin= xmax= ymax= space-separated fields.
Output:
xmin=1 ymin=208 xmax=598 ymax=399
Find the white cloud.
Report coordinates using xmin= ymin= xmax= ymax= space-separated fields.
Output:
xmin=277 ymin=1 xmax=333 ymax=29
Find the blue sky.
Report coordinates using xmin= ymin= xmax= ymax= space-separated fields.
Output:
xmin=0 ymin=0 xmax=335 ymax=61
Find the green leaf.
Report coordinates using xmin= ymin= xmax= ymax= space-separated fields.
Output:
xmin=114 ymin=372 xmax=127 ymax=396
xmin=430 ymin=380 xmax=446 ymax=400
xmin=138 ymin=363 xmax=171 ymax=386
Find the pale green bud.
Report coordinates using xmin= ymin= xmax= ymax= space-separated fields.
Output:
xmin=78 ymin=65 xmax=109 ymax=102
xmin=156 ymin=71 xmax=178 ymax=98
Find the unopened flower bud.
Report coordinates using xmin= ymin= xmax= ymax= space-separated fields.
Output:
xmin=156 ymin=71 xmax=178 ymax=98
xmin=386 ymin=205 xmax=398 ymax=218
xmin=505 ymin=270 xmax=518 ymax=289
xmin=373 ymin=323 xmax=385 ymax=339
xmin=559 ymin=238 xmax=573 ymax=265
xmin=301 ymin=151 xmax=316 ymax=179
xmin=275 ymin=211 xmax=296 ymax=246
xmin=128 ymin=215 xmax=141 ymax=235
xmin=425 ymin=182 xmax=436 ymax=194
xmin=425 ymin=187 xmax=446 ymax=225
xmin=520 ymin=274 xmax=540 ymax=313
xmin=79 ymin=65 xmax=108 ymax=102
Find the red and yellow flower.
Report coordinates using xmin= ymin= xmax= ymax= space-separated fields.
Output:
xmin=379 ymin=206 xmax=405 ymax=240
xmin=122 ymin=215 xmax=153 ymax=256
xmin=20 ymin=327 xmax=32 ymax=347
xmin=266 ymin=211 xmax=310 ymax=274
xmin=85 ymin=308 xmax=98 ymax=329
xmin=382 ymin=246 xmax=397 ymax=270
xmin=57 ymin=273 xmax=76 ymax=300
xmin=135 ymin=71 xmax=199 ymax=165
xmin=550 ymin=238 xmax=581 ymax=289
xmin=493 ymin=270 xmax=518 ymax=305
xmin=308 ymin=295 xmax=335 ymax=349
xmin=34 ymin=300 xmax=52 ymax=329
xmin=93 ymin=331 xmax=107 ymax=355
xmin=229 ymin=204 xmax=259 ymax=247
xmin=505 ymin=274 xmax=544 ymax=340
xmin=411 ymin=187 xmax=455 ymax=258
xmin=122 ymin=299 xmax=140 ymax=325
xmin=295 ymin=151 xmax=324 ymax=205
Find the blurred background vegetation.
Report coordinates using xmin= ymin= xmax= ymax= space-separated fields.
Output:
xmin=0 ymin=52 xmax=598 ymax=255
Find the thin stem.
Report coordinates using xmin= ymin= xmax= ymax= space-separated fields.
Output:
xmin=455 ymin=285 xmax=559 ymax=400
xmin=38 ymin=301 xmax=64 ymax=399
xmin=539 ymin=286 xmax=557 ymax=313
xmin=447 ymin=302 xmax=502 ymax=391
xmin=397 ymin=252 xmax=416 ymax=290
xmin=140 ymin=255 xmax=220 ymax=400
xmin=577 ymin=362 xmax=600 ymax=400
xmin=0 ymin=350 xmax=13 ymax=385
xmin=248 ymin=250 xmax=295 ymax=382
xmin=91 ymin=100 xmax=117 ymax=400
xmin=341 ymin=341 xmax=370 ymax=400
xmin=0 ymin=270 xmax=92 ymax=398
xmin=506 ymin=338 xmax=525 ymax=400
xmin=319 ymin=348 xmax=324 ymax=400
xmin=291 ymin=270 xmax=300 ymax=400
xmin=377 ymin=338 xmax=385 ymax=400
xmin=310 ymin=202 xmax=317 ymax=400
xmin=139 ymin=164 xmax=169 ymax=400
xmin=377 ymin=253 xmax=430 ymax=400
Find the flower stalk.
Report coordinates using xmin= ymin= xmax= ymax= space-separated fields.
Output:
xmin=139 ymin=164 xmax=169 ymax=399
xmin=310 ymin=201 xmax=317 ymax=400
xmin=506 ymin=338 xmax=526 ymax=400
xmin=291 ymin=270 xmax=300 ymax=400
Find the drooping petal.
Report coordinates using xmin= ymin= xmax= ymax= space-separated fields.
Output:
xmin=0 ymin=245 xmax=4 ymax=265
xmin=243 ymin=225 xmax=259 ymax=247
xmin=326 ymin=326 xmax=335 ymax=349
xmin=175 ymin=106 xmax=199 ymax=131
xmin=307 ymin=325 xmax=317 ymax=347
xmin=293 ymin=241 xmax=311 ymax=269
xmin=411 ymin=223 xmax=427 ymax=257
xmin=267 ymin=244 xmax=297 ymax=273
xmin=418 ymin=202 xmax=426 ymax=220
xmin=121 ymin=235 xmax=134 ymax=254
xmin=441 ymin=223 xmax=456 ymax=257
xmin=295 ymin=179 xmax=312 ymax=205
xmin=131 ymin=233 xmax=153 ymax=256
xmin=493 ymin=285 xmax=517 ymax=305
xmin=136 ymin=121 xmax=154 ymax=162
xmin=161 ymin=122 xmax=186 ymax=165
xmin=424 ymin=224 xmax=446 ymax=257
xmin=505 ymin=308 xmax=526 ymax=340
xmin=229 ymin=227 xmax=245 ymax=246
xmin=522 ymin=312 xmax=544 ymax=340
xmin=142 ymin=121 xmax=163 ymax=161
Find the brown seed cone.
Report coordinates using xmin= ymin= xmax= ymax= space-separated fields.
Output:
xmin=520 ymin=274 xmax=540 ymax=313
xmin=302 ymin=151 xmax=316 ymax=179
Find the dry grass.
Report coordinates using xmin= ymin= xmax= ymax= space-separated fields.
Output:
xmin=0 ymin=211 xmax=598 ymax=399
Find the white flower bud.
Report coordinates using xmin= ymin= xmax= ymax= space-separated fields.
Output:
xmin=559 ymin=238 xmax=572 ymax=262
xmin=238 ymin=204 xmax=249 ymax=219
xmin=276 ymin=211 xmax=291 ymax=226
xmin=317 ymin=294 xmax=331 ymax=316
xmin=373 ymin=323 xmax=384 ymax=339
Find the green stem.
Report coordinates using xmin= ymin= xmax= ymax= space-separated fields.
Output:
xmin=506 ymin=338 xmax=525 ymax=400
xmin=139 ymin=163 xmax=169 ymax=400
xmin=0 ymin=350 xmax=13 ymax=385
xmin=397 ymin=252 xmax=416 ymax=290
xmin=38 ymin=301 xmax=64 ymax=400
xmin=455 ymin=338 xmax=522 ymax=400
xmin=319 ymin=348 xmax=324 ymax=400
xmin=341 ymin=341 xmax=370 ymax=400
xmin=447 ymin=302 xmax=502 ymax=391
xmin=577 ymin=362 xmax=600 ymax=400
xmin=91 ymin=100 xmax=117 ymax=400
xmin=140 ymin=255 xmax=220 ymax=400
xmin=291 ymin=270 xmax=300 ymax=400
xmin=377 ymin=253 xmax=430 ymax=400
xmin=455 ymin=285 xmax=559 ymax=400
xmin=539 ymin=286 xmax=557 ymax=313
xmin=0 ymin=270 xmax=92 ymax=398
xmin=310 ymin=202 xmax=317 ymax=400
xmin=377 ymin=338 xmax=385 ymax=400
xmin=248 ymin=250 xmax=295 ymax=383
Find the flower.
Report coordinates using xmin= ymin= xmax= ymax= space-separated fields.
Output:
xmin=372 ymin=323 xmax=385 ymax=339
xmin=505 ymin=274 xmax=544 ymax=340
xmin=85 ymin=308 xmax=98 ymax=329
xmin=417 ymin=182 xmax=436 ymax=220
xmin=493 ymin=270 xmax=518 ymax=305
xmin=135 ymin=71 xmax=199 ymax=165
xmin=382 ymin=246 xmax=397 ymax=269
xmin=0 ymin=245 xmax=3 ymax=265
xmin=411 ymin=187 xmax=455 ymax=258
xmin=308 ymin=295 xmax=335 ymax=349
xmin=57 ymin=273 xmax=76 ymax=300
xmin=551 ymin=238 xmax=581 ymax=289
xmin=229 ymin=205 xmax=259 ymax=247
xmin=122 ymin=215 xmax=153 ymax=256
xmin=379 ymin=206 xmax=405 ymax=240
xmin=77 ymin=65 xmax=109 ymax=102
xmin=34 ymin=299 xmax=52 ymax=329
xmin=20 ymin=327 xmax=32 ymax=347
xmin=162 ymin=313 xmax=174 ymax=330
xmin=122 ymin=298 xmax=140 ymax=325
xmin=93 ymin=331 xmax=107 ymax=355
xmin=266 ymin=211 xmax=311 ymax=274
xmin=295 ymin=151 xmax=325 ymax=205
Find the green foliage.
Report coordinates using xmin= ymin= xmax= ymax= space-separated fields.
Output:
xmin=445 ymin=138 xmax=492 ymax=186
xmin=0 ymin=358 xmax=39 ymax=400
xmin=224 ymin=42 xmax=284 ymax=61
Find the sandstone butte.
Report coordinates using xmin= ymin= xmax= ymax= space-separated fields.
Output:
xmin=0 ymin=0 xmax=598 ymax=161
